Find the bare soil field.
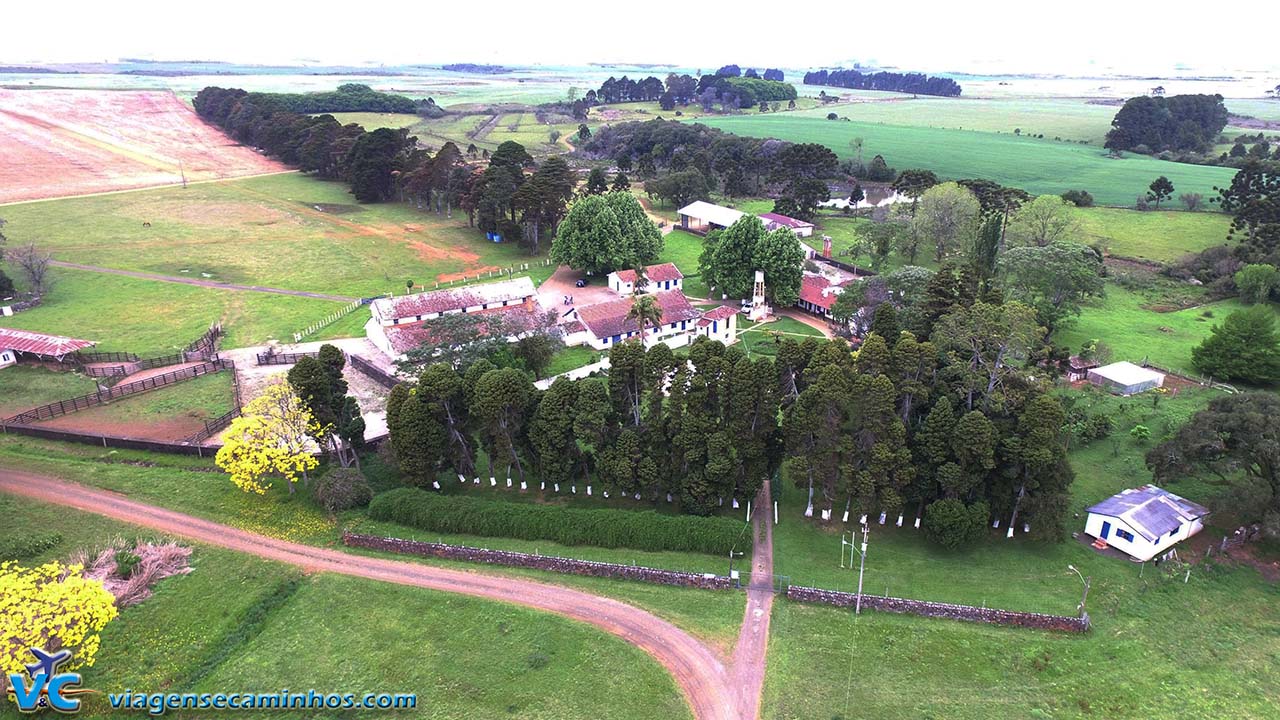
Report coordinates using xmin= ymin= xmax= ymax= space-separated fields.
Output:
xmin=0 ymin=89 xmax=284 ymax=203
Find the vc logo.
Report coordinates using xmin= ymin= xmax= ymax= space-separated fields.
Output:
xmin=6 ymin=648 xmax=91 ymax=714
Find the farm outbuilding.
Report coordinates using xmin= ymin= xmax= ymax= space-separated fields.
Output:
xmin=677 ymin=201 xmax=744 ymax=235
xmin=608 ymin=263 xmax=684 ymax=296
xmin=758 ymin=212 xmax=815 ymax=238
xmin=0 ymin=327 xmax=96 ymax=369
xmin=1087 ymin=361 xmax=1165 ymax=395
xmin=1085 ymin=485 xmax=1209 ymax=561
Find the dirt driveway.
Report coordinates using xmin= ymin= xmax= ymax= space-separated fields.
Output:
xmin=0 ymin=470 xmax=739 ymax=720
xmin=536 ymin=265 xmax=620 ymax=314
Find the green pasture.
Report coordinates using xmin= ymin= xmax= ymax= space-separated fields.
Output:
xmin=0 ymin=267 xmax=360 ymax=352
xmin=1076 ymin=207 xmax=1232 ymax=262
xmin=37 ymin=371 xmax=235 ymax=436
xmin=326 ymin=111 xmax=421 ymax=130
xmin=0 ymin=172 xmax=551 ymax=298
xmin=694 ymin=115 xmax=1238 ymax=207
xmin=764 ymin=384 xmax=1278 ymax=719
xmin=1053 ymin=285 xmax=1275 ymax=374
xmin=0 ymin=365 xmax=98 ymax=417
xmin=737 ymin=316 xmax=825 ymax=358
xmin=792 ymin=96 xmax=1117 ymax=144
xmin=658 ymin=229 xmax=710 ymax=298
xmin=2 ymin=495 xmax=691 ymax=720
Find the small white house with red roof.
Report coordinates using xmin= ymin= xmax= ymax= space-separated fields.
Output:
xmin=565 ymin=290 xmax=705 ymax=350
xmin=795 ymin=274 xmax=851 ymax=319
xmin=697 ymin=305 xmax=738 ymax=345
xmin=607 ymin=263 xmax=684 ymax=296
xmin=758 ymin=212 xmax=815 ymax=238
xmin=0 ymin=327 xmax=97 ymax=369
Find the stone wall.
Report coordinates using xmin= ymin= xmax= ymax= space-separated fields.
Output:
xmin=786 ymin=585 xmax=1089 ymax=632
xmin=342 ymin=532 xmax=732 ymax=590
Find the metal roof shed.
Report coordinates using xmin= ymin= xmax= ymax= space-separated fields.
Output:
xmin=1086 ymin=361 xmax=1165 ymax=395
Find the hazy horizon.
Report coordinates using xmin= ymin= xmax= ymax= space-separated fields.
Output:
xmin=8 ymin=0 xmax=1279 ymax=78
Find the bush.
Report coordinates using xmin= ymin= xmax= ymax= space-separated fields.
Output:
xmin=0 ymin=531 xmax=62 ymax=559
xmin=923 ymin=499 xmax=989 ymax=550
xmin=1061 ymin=190 xmax=1094 ymax=207
xmin=315 ymin=468 xmax=373 ymax=513
xmin=368 ymin=488 xmax=743 ymax=555
xmin=113 ymin=549 xmax=141 ymax=578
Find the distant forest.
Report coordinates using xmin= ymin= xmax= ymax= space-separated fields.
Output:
xmin=442 ymin=64 xmax=512 ymax=74
xmin=802 ymin=69 xmax=962 ymax=97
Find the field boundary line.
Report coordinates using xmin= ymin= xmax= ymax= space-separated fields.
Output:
xmin=47 ymin=261 xmax=358 ymax=302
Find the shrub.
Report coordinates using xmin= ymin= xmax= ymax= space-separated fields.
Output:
xmin=1061 ymin=190 xmax=1094 ymax=207
xmin=368 ymin=488 xmax=743 ymax=555
xmin=113 ymin=549 xmax=141 ymax=579
xmin=315 ymin=468 xmax=373 ymax=512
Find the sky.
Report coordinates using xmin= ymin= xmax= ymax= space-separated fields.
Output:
xmin=5 ymin=0 xmax=1277 ymax=76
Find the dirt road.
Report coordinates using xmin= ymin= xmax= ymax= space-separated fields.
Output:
xmin=728 ymin=483 xmax=775 ymax=720
xmin=0 ymin=469 xmax=738 ymax=720
xmin=48 ymin=261 xmax=358 ymax=302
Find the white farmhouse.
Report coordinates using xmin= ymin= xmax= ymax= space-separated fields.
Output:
xmin=364 ymin=276 xmax=538 ymax=361
xmin=607 ymin=262 xmax=684 ymax=296
xmin=1085 ymin=485 xmax=1210 ymax=561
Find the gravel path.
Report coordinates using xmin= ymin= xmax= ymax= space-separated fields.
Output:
xmin=0 ymin=469 xmax=741 ymax=720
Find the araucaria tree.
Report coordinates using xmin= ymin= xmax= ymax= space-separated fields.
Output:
xmin=1147 ymin=176 xmax=1175 ymax=208
xmin=216 ymin=381 xmax=320 ymax=494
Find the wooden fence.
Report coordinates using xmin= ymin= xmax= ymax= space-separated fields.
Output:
xmin=3 ymin=359 xmax=233 ymax=424
xmin=72 ymin=350 xmax=139 ymax=364
xmin=184 ymin=406 xmax=242 ymax=445
xmin=83 ymin=364 xmax=128 ymax=379
xmin=255 ymin=351 xmax=321 ymax=366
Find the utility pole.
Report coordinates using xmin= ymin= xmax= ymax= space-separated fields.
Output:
xmin=855 ymin=523 xmax=869 ymax=615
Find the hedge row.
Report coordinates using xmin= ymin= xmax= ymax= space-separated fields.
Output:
xmin=367 ymin=489 xmax=743 ymax=555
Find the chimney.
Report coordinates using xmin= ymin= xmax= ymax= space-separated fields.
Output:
xmin=822 ymin=235 xmax=832 ymax=258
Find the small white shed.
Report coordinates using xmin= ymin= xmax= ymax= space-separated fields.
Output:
xmin=1085 ymin=485 xmax=1209 ymax=561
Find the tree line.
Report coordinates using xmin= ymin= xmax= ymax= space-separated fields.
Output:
xmin=802 ymin=69 xmax=962 ymax=97
xmin=238 ymin=83 xmax=420 ymax=114
xmin=384 ymin=301 xmax=1076 ymax=548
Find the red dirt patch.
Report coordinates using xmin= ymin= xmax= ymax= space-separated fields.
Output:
xmin=437 ymin=265 xmax=503 ymax=283
xmin=0 ymin=89 xmax=284 ymax=204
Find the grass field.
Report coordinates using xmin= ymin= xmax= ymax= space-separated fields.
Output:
xmin=1076 ymin=207 xmax=1233 ymax=262
xmin=2 ymin=494 xmax=692 ymax=720
xmin=763 ymin=384 xmax=1280 ymax=719
xmin=659 ymin=229 xmax=710 ymax=298
xmin=1053 ymin=285 xmax=1276 ymax=373
xmin=0 ymin=267 xmax=361 ymax=352
xmin=792 ymin=96 xmax=1118 ymax=144
xmin=694 ymin=115 xmax=1238 ymax=207
xmin=38 ymin=371 xmax=235 ymax=440
xmin=0 ymin=171 xmax=553 ymax=351
xmin=0 ymin=172 xmax=551 ymax=296
xmin=0 ymin=365 xmax=98 ymax=417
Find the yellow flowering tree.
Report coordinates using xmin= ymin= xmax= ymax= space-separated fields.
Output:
xmin=216 ymin=380 xmax=320 ymax=495
xmin=0 ymin=561 xmax=118 ymax=688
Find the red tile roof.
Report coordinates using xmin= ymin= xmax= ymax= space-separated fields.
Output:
xmin=381 ymin=305 xmax=538 ymax=354
xmin=700 ymin=305 xmax=739 ymax=321
xmin=613 ymin=262 xmax=684 ymax=285
xmin=758 ymin=212 xmax=814 ymax=229
xmin=373 ymin=277 xmax=536 ymax=322
xmin=575 ymin=291 xmax=701 ymax=339
xmin=798 ymin=274 xmax=843 ymax=310
xmin=0 ymin=328 xmax=96 ymax=358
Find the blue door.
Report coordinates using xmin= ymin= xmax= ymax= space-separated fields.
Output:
xmin=1100 ymin=521 xmax=1111 ymax=539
